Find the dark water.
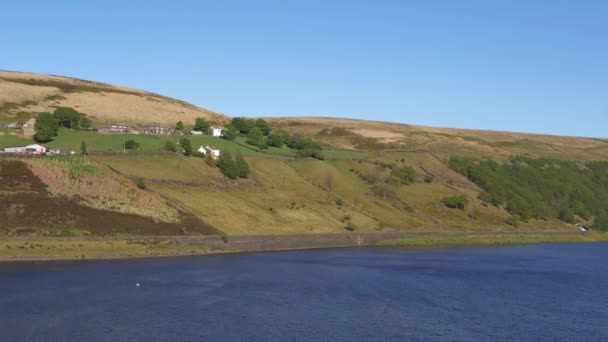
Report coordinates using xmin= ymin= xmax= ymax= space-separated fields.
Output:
xmin=1 ymin=243 xmax=607 ymax=341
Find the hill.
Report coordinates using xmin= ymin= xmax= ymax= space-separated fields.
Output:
xmin=1 ymin=71 xmax=607 ymax=251
xmin=0 ymin=70 xmax=227 ymax=125
xmin=267 ymin=117 xmax=608 ymax=161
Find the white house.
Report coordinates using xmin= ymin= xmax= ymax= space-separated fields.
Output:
xmin=211 ymin=126 xmax=224 ymax=137
xmin=190 ymin=130 xmax=204 ymax=135
xmin=197 ymin=145 xmax=221 ymax=159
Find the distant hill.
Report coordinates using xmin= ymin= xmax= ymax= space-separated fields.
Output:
xmin=0 ymin=70 xmax=227 ymax=126
xmin=267 ymin=117 xmax=608 ymax=161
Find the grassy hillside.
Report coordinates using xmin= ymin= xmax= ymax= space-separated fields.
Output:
xmin=1 ymin=72 xmax=606 ymax=238
xmin=0 ymin=70 xmax=227 ymax=125
xmin=0 ymin=119 xmax=602 ymax=237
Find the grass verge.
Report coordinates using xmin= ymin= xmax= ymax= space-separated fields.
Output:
xmin=374 ymin=232 xmax=608 ymax=247
xmin=0 ymin=238 xmax=233 ymax=261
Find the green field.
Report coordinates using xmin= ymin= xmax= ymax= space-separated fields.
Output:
xmin=43 ymin=130 xmax=267 ymax=155
xmin=0 ymin=134 xmax=33 ymax=149
xmin=46 ymin=130 xmax=168 ymax=152
xmin=1 ymin=129 xmax=381 ymax=161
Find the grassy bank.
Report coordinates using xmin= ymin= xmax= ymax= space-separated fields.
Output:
xmin=2 ymin=232 xmax=607 ymax=262
xmin=374 ymin=232 xmax=608 ymax=247
xmin=0 ymin=238 xmax=232 ymax=261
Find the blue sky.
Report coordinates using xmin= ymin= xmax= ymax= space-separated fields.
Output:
xmin=2 ymin=0 xmax=607 ymax=137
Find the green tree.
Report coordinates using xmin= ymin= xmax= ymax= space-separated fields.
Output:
xmin=246 ymin=127 xmax=266 ymax=147
xmin=231 ymin=117 xmax=256 ymax=135
xmin=267 ymin=130 xmax=290 ymax=147
xmin=218 ymin=154 xmax=238 ymax=179
xmin=390 ymin=166 xmax=417 ymax=184
xmin=235 ymin=153 xmax=250 ymax=178
xmin=559 ymin=208 xmax=576 ymax=224
xmin=124 ymin=139 xmax=140 ymax=150
xmin=255 ymin=119 xmax=271 ymax=136
xmin=136 ymin=177 xmax=146 ymax=190
xmin=175 ymin=121 xmax=184 ymax=131
xmin=79 ymin=116 xmax=92 ymax=129
xmin=179 ymin=138 xmax=192 ymax=156
xmin=204 ymin=154 xmax=216 ymax=167
xmin=80 ymin=141 xmax=87 ymax=155
xmin=442 ymin=195 xmax=469 ymax=210
xmin=221 ymin=124 xmax=239 ymax=140
xmin=193 ymin=117 xmax=209 ymax=132
xmin=53 ymin=107 xmax=81 ymax=128
xmin=33 ymin=112 xmax=59 ymax=143
xmin=594 ymin=211 xmax=608 ymax=232
xmin=295 ymin=138 xmax=323 ymax=159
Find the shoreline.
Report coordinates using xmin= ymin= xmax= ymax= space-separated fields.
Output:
xmin=1 ymin=230 xmax=606 ymax=263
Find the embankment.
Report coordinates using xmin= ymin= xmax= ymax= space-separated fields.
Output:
xmin=1 ymin=230 xmax=603 ymax=262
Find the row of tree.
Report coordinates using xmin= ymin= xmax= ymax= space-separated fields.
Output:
xmin=175 ymin=117 xmax=210 ymax=133
xmin=217 ymin=153 xmax=250 ymax=179
xmin=221 ymin=117 xmax=324 ymax=159
xmin=53 ymin=107 xmax=91 ymax=130
xmin=449 ymin=156 xmax=608 ymax=231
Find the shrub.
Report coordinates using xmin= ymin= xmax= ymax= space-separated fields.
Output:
xmin=179 ymin=138 xmax=192 ymax=156
xmin=204 ymin=154 xmax=216 ymax=167
xmin=220 ymin=233 xmax=230 ymax=244
xmin=442 ymin=195 xmax=469 ymax=210
xmin=136 ymin=177 xmax=146 ymax=190
xmin=175 ymin=121 xmax=184 ymax=131
xmin=80 ymin=141 xmax=87 ymax=155
xmin=391 ymin=165 xmax=417 ymax=184
xmin=424 ymin=175 xmax=434 ymax=183
xmin=235 ymin=153 xmax=250 ymax=178
xmin=559 ymin=208 xmax=576 ymax=224
xmin=164 ymin=140 xmax=177 ymax=152
xmin=336 ymin=198 xmax=344 ymax=208
xmin=344 ymin=222 xmax=357 ymax=231
xmin=124 ymin=139 xmax=140 ymax=150
xmin=593 ymin=211 xmax=608 ymax=232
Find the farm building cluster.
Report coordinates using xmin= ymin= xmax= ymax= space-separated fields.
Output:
xmin=1 ymin=117 xmax=226 ymax=157
xmin=1 ymin=144 xmax=74 ymax=156
xmin=96 ymin=123 xmax=224 ymax=137
xmin=3 ymin=118 xmax=224 ymax=138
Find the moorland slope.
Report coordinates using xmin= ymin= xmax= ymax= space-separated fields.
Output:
xmin=0 ymin=70 xmax=227 ymax=125
xmin=1 ymin=71 xmax=607 ymax=242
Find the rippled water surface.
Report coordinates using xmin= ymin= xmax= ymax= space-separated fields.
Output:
xmin=1 ymin=243 xmax=607 ymax=341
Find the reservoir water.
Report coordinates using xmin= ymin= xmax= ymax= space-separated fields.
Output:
xmin=1 ymin=243 xmax=607 ymax=341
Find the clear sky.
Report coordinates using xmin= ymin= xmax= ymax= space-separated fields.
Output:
xmin=2 ymin=0 xmax=607 ymax=137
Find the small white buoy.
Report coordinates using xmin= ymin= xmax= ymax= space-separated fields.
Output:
xmin=136 ymin=283 xmax=140 ymax=287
